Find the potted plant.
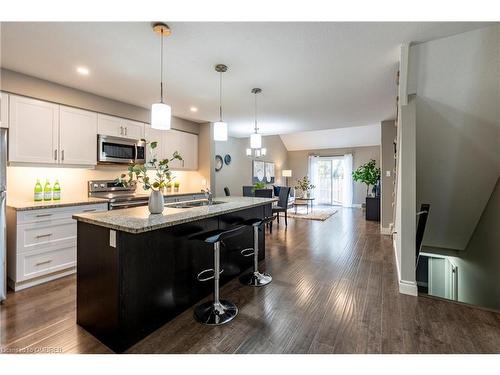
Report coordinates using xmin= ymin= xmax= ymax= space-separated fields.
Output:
xmin=352 ymin=159 xmax=381 ymax=221
xmin=118 ymin=141 xmax=182 ymax=214
xmin=295 ymin=176 xmax=315 ymax=198
xmin=166 ymin=181 xmax=173 ymax=193
xmin=174 ymin=181 xmax=180 ymax=193
xmin=253 ymin=181 xmax=267 ymax=191
xmin=352 ymin=159 xmax=381 ymax=198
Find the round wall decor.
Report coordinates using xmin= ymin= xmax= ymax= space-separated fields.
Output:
xmin=224 ymin=154 xmax=232 ymax=165
xmin=215 ymin=155 xmax=224 ymax=171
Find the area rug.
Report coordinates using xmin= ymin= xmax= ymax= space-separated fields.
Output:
xmin=286 ymin=206 xmax=338 ymax=221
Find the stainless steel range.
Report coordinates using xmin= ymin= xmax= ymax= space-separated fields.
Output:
xmin=88 ymin=179 xmax=150 ymax=210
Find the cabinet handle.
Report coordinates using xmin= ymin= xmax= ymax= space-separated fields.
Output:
xmin=54 ymin=149 xmax=58 ymax=161
xmin=82 ymin=209 xmax=96 ymax=212
xmin=35 ymin=233 xmax=52 ymax=239
xmin=61 ymin=150 xmax=65 ymax=161
xmin=120 ymin=126 xmax=123 ymax=135
xmin=35 ymin=260 xmax=52 ymax=266
xmin=35 ymin=213 xmax=53 ymax=218
xmin=125 ymin=127 xmax=128 ymax=136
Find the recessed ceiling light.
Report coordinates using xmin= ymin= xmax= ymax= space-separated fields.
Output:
xmin=76 ymin=66 xmax=90 ymax=75
xmin=190 ymin=106 xmax=198 ymax=112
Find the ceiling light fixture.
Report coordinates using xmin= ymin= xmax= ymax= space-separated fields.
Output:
xmin=76 ymin=66 xmax=89 ymax=75
xmin=190 ymin=106 xmax=198 ymax=112
xmin=246 ymin=88 xmax=266 ymax=158
xmin=213 ymin=64 xmax=228 ymax=141
xmin=151 ymin=22 xmax=172 ymax=130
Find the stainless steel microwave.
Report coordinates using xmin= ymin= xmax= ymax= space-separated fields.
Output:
xmin=97 ymin=135 xmax=146 ymax=164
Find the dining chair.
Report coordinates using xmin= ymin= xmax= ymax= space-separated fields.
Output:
xmin=272 ymin=186 xmax=291 ymax=227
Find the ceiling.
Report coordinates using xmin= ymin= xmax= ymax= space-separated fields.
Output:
xmin=0 ymin=22 xmax=493 ymax=138
xmin=280 ymin=124 xmax=381 ymax=151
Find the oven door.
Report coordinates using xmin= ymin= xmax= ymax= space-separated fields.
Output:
xmin=98 ymin=135 xmax=138 ymax=164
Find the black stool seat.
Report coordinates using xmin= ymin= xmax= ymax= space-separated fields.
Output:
xmin=191 ymin=225 xmax=246 ymax=244
xmin=241 ymin=216 xmax=276 ymax=227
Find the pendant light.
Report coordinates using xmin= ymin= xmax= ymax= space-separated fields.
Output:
xmin=151 ymin=22 xmax=172 ymax=130
xmin=246 ymin=88 xmax=267 ymax=157
xmin=213 ymin=64 xmax=228 ymax=141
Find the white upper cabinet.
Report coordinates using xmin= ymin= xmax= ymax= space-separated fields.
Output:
xmin=0 ymin=92 xmax=9 ymax=128
xmin=9 ymin=95 xmax=59 ymax=164
xmin=59 ymin=106 xmax=97 ymax=166
xmin=97 ymin=114 xmax=144 ymax=140
xmin=144 ymin=124 xmax=165 ymax=164
xmin=164 ymin=129 xmax=198 ymax=170
xmin=123 ymin=119 xmax=144 ymax=140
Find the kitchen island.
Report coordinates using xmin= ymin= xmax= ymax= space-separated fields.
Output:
xmin=73 ymin=196 xmax=276 ymax=352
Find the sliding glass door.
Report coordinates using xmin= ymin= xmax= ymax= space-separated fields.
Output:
xmin=317 ymin=157 xmax=344 ymax=205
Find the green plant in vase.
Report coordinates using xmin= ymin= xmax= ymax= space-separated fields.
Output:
xmin=295 ymin=176 xmax=315 ymax=198
xmin=118 ymin=141 xmax=182 ymax=214
xmin=174 ymin=181 xmax=180 ymax=193
xmin=166 ymin=181 xmax=173 ymax=193
xmin=252 ymin=181 xmax=267 ymax=192
xmin=352 ymin=159 xmax=380 ymax=197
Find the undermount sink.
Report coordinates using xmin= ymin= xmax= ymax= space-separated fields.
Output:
xmin=166 ymin=200 xmax=225 ymax=209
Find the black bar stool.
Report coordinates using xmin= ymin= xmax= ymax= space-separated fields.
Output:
xmin=191 ymin=225 xmax=246 ymax=325
xmin=239 ymin=216 xmax=275 ymax=287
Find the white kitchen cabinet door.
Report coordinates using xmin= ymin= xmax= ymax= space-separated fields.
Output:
xmin=97 ymin=114 xmax=127 ymax=138
xmin=59 ymin=106 xmax=97 ymax=166
xmin=179 ymin=131 xmax=198 ymax=170
xmin=124 ymin=119 xmax=144 ymax=140
xmin=9 ymin=95 xmax=59 ymax=164
xmin=164 ymin=129 xmax=198 ymax=170
xmin=0 ymin=92 xmax=8 ymax=128
xmin=144 ymin=124 xmax=165 ymax=164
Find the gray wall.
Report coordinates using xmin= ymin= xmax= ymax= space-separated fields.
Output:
xmin=381 ymin=120 xmax=396 ymax=230
xmin=286 ymin=145 xmax=380 ymax=205
xmin=451 ymin=178 xmax=500 ymax=310
xmin=412 ymin=25 xmax=500 ymax=251
xmin=213 ymin=135 xmax=288 ymax=197
xmin=0 ymin=68 xmax=200 ymax=134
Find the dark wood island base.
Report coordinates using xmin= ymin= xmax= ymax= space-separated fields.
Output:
xmin=76 ymin=205 xmax=270 ymax=353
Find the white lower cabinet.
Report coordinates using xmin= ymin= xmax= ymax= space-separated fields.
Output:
xmin=7 ymin=203 xmax=108 ymax=291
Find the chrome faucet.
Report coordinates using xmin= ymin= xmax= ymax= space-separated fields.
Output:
xmin=202 ymin=188 xmax=213 ymax=205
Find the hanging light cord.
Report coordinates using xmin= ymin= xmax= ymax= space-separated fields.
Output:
xmin=254 ymin=91 xmax=259 ymax=133
xmin=160 ymin=28 xmax=164 ymax=103
xmin=219 ymin=71 xmax=223 ymax=121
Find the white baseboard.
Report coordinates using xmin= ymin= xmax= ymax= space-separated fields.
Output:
xmin=380 ymin=226 xmax=391 ymax=235
xmin=392 ymin=235 xmax=418 ymax=296
xmin=399 ymin=280 xmax=418 ymax=296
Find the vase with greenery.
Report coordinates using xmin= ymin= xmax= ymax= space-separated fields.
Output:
xmin=174 ymin=181 xmax=180 ymax=193
xmin=118 ymin=141 xmax=182 ymax=214
xmin=252 ymin=181 xmax=267 ymax=194
xmin=295 ymin=176 xmax=315 ymax=198
xmin=352 ymin=159 xmax=380 ymax=197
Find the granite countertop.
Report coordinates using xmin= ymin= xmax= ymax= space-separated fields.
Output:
xmin=73 ymin=196 xmax=278 ymax=234
xmin=7 ymin=197 xmax=108 ymax=211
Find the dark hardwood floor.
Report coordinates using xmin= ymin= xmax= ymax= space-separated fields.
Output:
xmin=2 ymin=207 xmax=500 ymax=354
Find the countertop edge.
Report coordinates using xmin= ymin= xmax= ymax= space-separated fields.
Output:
xmin=73 ymin=199 xmax=277 ymax=234
xmin=7 ymin=199 xmax=109 ymax=211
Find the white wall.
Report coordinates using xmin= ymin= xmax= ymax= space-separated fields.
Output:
xmin=411 ymin=25 xmax=500 ymax=251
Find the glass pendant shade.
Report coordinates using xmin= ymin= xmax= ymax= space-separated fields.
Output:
xmin=260 ymin=148 xmax=267 ymax=156
xmin=246 ymin=148 xmax=252 ymax=156
xmin=250 ymin=133 xmax=262 ymax=149
xmin=213 ymin=121 xmax=228 ymax=141
xmin=151 ymin=102 xmax=171 ymax=130
xmin=254 ymin=149 xmax=261 ymax=157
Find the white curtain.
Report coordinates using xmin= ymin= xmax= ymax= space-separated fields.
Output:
xmin=308 ymin=155 xmax=319 ymax=198
xmin=342 ymin=153 xmax=353 ymax=207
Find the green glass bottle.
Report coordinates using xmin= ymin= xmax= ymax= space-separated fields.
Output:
xmin=53 ymin=179 xmax=61 ymax=201
xmin=34 ymin=179 xmax=43 ymax=202
xmin=43 ymin=179 xmax=52 ymax=201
